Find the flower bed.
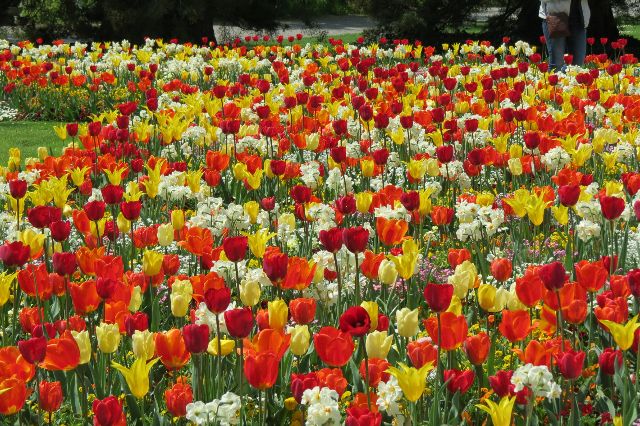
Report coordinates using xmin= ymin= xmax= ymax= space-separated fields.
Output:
xmin=0 ymin=36 xmax=640 ymax=425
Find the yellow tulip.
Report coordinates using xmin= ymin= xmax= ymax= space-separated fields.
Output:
xmin=129 ymin=286 xmax=142 ymax=312
xmin=132 ymin=330 xmax=156 ymax=360
xmin=448 ymin=260 xmax=477 ymax=299
xmin=244 ymin=201 xmax=260 ymax=224
xmin=19 ymin=229 xmax=44 ymax=258
xmin=207 ymin=337 xmax=236 ymax=356
xmin=552 ymin=205 xmax=569 ymax=226
xmin=268 ymin=299 xmax=288 ymax=330
xmin=245 ymin=229 xmax=276 ymax=258
xmin=396 ymin=307 xmax=419 ymax=338
xmin=96 ymin=323 xmax=121 ymax=353
xmin=378 ymin=259 xmax=398 ymax=285
xmin=70 ymin=330 xmax=92 ymax=364
xmin=290 ymin=325 xmax=310 ymax=356
xmin=170 ymin=279 xmax=193 ymax=317
xmin=407 ymin=159 xmax=427 ymax=180
xmin=0 ymin=272 xmax=16 ymax=307
xmin=478 ymin=284 xmax=497 ymax=312
xmin=360 ymin=159 xmax=375 ymax=178
xmin=525 ymin=192 xmax=549 ymax=226
xmin=600 ymin=316 xmax=640 ymax=351
xmin=117 ymin=213 xmax=131 ymax=233
xmin=476 ymin=396 xmax=516 ymax=426
xmin=142 ymin=250 xmax=164 ymax=276
xmin=240 ymin=279 xmax=261 ymax=307
xmin=386 ymin=362 xmax=434 ymax=402
xmin=171 ymin=210 xmax=185 ymax=230
xmin=111 ymin=357 xmax=160 ymax=399
xmin=366 ymin=331 xmax=392 ymax=359
xmin=53 ymin=125 xmax=67 ymax=140
xmin=185 ymin=170 xmax=203 ymax=193
xmin=418 ymin=190 xmax=433 ymax=215
xmin=104 ymin=165 xmax=128 ymax=185
xmin=355 ymin=192 xmax=373 ymax=213
xmin=391 ymin=238 xmax=419 ymax=280
xmin=157 ymin=223 xmax=174 ymax=246
xmin=360 ymin=301 xmax=379 ymax=331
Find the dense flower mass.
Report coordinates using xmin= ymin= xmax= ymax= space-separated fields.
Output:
xmin=0 ymin=34 xmax=640 ymax=424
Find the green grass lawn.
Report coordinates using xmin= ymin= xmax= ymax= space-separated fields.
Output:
xmin=621 ymin=24 xmax=640 ymax=39
xmin=0 ymin=121 xmax=61 ymax=164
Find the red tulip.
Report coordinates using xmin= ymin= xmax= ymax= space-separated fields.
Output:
xmin=498 ymin=310 xmax=531 ymax=342
xmin=204 ymin=287 xmax=231 ymax=314
xmin=289 ymin=298 xmax=316 ymax=325
xmin=263 ymin=249 xmax=288 ymax=282
xmin=84 ymin=200 xmax=106 ymax=221
xmin=443 ymin=369 xmax=475 ymax=394
xmin=244 ymin=352 xmax=279 ymax=389
xmin=223 ymin=236 xmax=248 ymax=262
xmin=538 ymin=261 xmax=567 ymax=291
xmin=400 ymin=191 xmax=420 ymax=211
xmin=319 ymin=227 xmax=343 ymax=253
xmin=290 ymin=185 xmax=312 ymax=204
xmin=628 ymin=269 xmax=640 ymax=298
xmin=92 ymin=396 xmax=125 ymax=426
xmin=224 ymin=308 xmax=254 ymax=338
xmin=598 ymin=347 xmax=623 ymax=375
xmin=423 ymin=283 xmax=453 ymax=312
xmin=120 ymin=201 xmax=142 ymax=221
xmin=164 ymin=379 xmax=192 ymax=418
xmin=436 ymin=145 xmax=454 ymax=163
xmin=101 ymin=185 xmax=124 ymax=205
xmin=558 ymin=184 xmax=581 ymax=207
xmin=39 ymin=380 xmax=63 ymax=412
xmin=291 ymin=372 xmax=319 ymax=402
xmin=18 ymin=336 xmax=47 ymax=364
xmin=183 ymin=324 xmax=209 ymax=354
xmin=336 ymin=195 xmax=356 ymax=215
xmin=52 ymin=252 xmax=77 ymax=276
xmin=555 ymin=350 xmax=585 ymax=380
xmin=124 ymin=312 xmax=148 ymax=336
xmin=49 ymin=220 xmax=71 ymax=242
xmin=490 ymin=258 xmax=512 ymax=282
xmin=0 ymin=241 xmax=30 ymax=267
xmin=346 ymin=406 xmax=382 ymax=426
xmin=489 ymin=370 xmax=515 ymax=397
xmin=339 ymin=306 xmax=371 ymax=337
xmin=343 ymin=226 xmax=369 ymax=253
xmin=599 ymin=196 xmax=625 ymax=220
xmin=8 ymin=179 xmax=27 ymax=199
xmin=313 ymin=326 xmax=355 ymax=367
xmin=28 ymin=205 xmax=61 ymax=228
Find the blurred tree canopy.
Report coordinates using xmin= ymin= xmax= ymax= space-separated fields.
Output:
xmin=9 ymin=0 xmax=638 ymax=45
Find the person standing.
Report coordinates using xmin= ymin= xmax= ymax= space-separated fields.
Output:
xmin=539 ymin=0 xmax=591 ymax=70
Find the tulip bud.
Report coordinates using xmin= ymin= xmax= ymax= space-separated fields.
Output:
xmin=157 ymin=223 xmax=174 ymax=246
xmin=240 ymin=280 xmax=261 ymax=307
xmin=170 ymin=280 xmax=193 ymax=318
xmin=355 ymin=192 xmax=373 ymax=214
xmin=396 ymin=307 xmax=419 ymax=338
xmin=129 ymin=286 xmax=142 ymax=312
xmin=142 ymin=250 xmax=164 ymax=277
xmin=378 ymin=259 xmax=398 ymax=285
xmin=96 ymin=322 xmax=121 ymax=353
xmin=132 ymin=330 xmax=155 ymax=360
xmin=365 ymin=330 xmax=392 ymax=359
xmin=207 ymin=337 xmax=235 ymax=356
xmin=171 ymin=210 xmax=185 ymax=230
xmin=478 ymin=284 xmax=497 ymax=312
xmin=289 ymin=325 xmax=310 ymax=356
xmin=116 ymin=213 xmax=131 ymax=233
xmin=268 ymin=299 xmax=288 ymax=330
xmin=508 ymin=158 xmax=523 ymax=176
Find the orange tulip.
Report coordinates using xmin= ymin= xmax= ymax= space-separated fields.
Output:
xmin=359 ymin=358 xmax=390 ymax=388
xmin=375 ymin=217 xmax=408 ymax=246
xmin=244 ymin=352 xmax=279 ymax=390
xmin=243 ymin=328 xmax=291 ymax=361
xmin=498 ymin=310 xmax=531 ymax=342
xmin=424 ymin=312 xmax=468 ymax=351
xmin=490 ymin=258 xmax=512 ymax=282
xmin=575 ymin=260 xmax=608 ymax=292
xmin=75 ymin=246 xmax=105 ymax=276
xmin=17 ymin=264 xmax=53 ymax=300
xmin=0 ymin=347 xmax=35 ymax=382
xmin=407 ymin=339 xmax=439 ymax=368
xmin=177 ymin=227 xmax=214 ymax=257
xmin=69 ymin=280 xmax=102 ymax=315
xmin=316 ymin=368 xmax=348 ymax=396
xmin=447 ymin=248 xmax=471 ymax=268
xmin=289 ymin=298 xmax=317 ymax=325
xmin=155 ymin=329 xmax=191 ymax=370
xmin=40 ymin=331 xmax=81 ymax=371
xmin=595 ymin=297 xmax=629 ymax=326
xmin=463 ymin=332 xmax=490 ymax=365
xmin=360 ymin=250 xmax=385 ymax=280
xmin=515 ymin=266 xmax=545 ymax=307
xmin=281 ymin=257 xmax=316 ymax=291
xmin=513 ymin=339 xmax=553 ymax=367
xmin=0 ymin=377 xmax=27 ymax=415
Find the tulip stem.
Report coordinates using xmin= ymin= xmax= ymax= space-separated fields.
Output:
xmin=361 ymin=336 xmax=371 ymax=410
xmin=216 ymin=314 xmax=222 ymax=398
xmin=354 ymin=253 xmax=361 ymax=306
xmin=333 ymin=252 xmax=342 ymax=312
xmin=555 ymin=290 xmax=565 ymax=351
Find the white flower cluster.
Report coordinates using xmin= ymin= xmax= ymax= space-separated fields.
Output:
xmin=511 ymin=364 xmax=561 ymax=399
xmin=300 ymin=387 xmax=341 ymax=426
xmin=455 ymin=200 xmax=505 ymax=242
xmin=0 ymin=102 xmax=18 ymax=122
xmin=186 ymin=392 xmax=241 ymax=425
xmin=376 ymin=376 xmax=404 ymax=421
xmin=541 ymin=147 xmax=571 ymax=172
